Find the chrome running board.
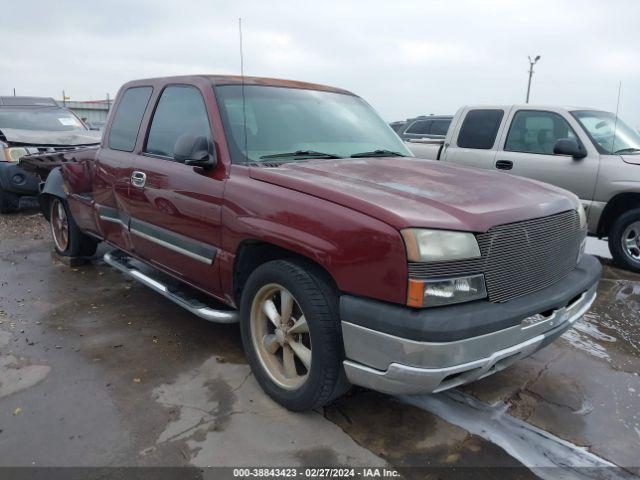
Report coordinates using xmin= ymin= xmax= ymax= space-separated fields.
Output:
xmin=103 ymin=250 xmax=238 ymax=324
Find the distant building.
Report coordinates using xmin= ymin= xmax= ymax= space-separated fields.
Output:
xmin=58 ymin=99 xmax=111 ymax=124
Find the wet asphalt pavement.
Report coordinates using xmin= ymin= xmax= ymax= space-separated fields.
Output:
xmin=0 ymin=211 xmax=638 ymax=478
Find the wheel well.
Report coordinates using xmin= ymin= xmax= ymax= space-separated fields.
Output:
xmin=38 ymin=193 xmax=56 ymax=221
xmin=232 ymin=241 xmax=338 ymax=304
xmin=598 ymin=193 xmax=640 ymax=237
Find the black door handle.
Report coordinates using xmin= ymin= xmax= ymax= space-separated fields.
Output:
xmin=495 ymin=160 xmax=513 ymax=170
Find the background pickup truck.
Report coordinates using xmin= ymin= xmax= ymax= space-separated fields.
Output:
xmin=406 ymin=105 xmax=640 ymax=273
xmin=25 ymin=76 xmax=601 ymax=411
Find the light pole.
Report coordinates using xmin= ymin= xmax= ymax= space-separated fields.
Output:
xmin=526 ymin=55 xmax=541 ymax=104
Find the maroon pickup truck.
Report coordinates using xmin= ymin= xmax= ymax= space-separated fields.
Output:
xmin=30 ymin=75 xmax=601 ymax=411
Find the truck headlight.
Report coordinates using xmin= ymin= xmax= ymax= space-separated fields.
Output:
xmin=2 ymin=147 xmax=29 ymax=162
xmin=407 ymin=274 xmax=487 ymax=307
xmin=402 ymin=229 xmax=486 ymax=307
xmin=577 ymin=205 xmax=587 ymax=230
xmin=401 ymin=229 xmax=481 ymax=262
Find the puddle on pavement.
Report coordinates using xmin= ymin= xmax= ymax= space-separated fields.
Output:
xmin=562 ymin=313 xmax=616 ymax=362
xmin=400 ymin=391 xmax=636 ymax=480
xmin=325 ymin=389 xmax=530 ymax=475
xmin=0 ymin=322 xmax=50 ymax=399
xmin=561 ymin=278 xmax=640 ymax=370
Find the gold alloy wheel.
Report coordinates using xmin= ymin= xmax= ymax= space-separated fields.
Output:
xmin=250 ymin=283 xmax=312 ymax=390
xmin=50 ymin=199 xmax=70 ymax=252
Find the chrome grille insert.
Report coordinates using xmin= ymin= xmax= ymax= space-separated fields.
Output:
xmin=408 ymin=210 xmax=584 ymax=303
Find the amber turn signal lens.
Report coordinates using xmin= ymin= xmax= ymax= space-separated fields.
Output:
xmin=407 ymin=279 xmax=424 ymax=308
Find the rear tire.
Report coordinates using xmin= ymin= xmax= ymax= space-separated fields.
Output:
xmin=239 ymin=259 xmax=348 ymax=411
xmin=608 ymin=208 xmax=640 ymax=273
xmin=49 ymin=197 xmax=98 ymax=257
xmin=0 ymin=188 xmax=19 ymax=214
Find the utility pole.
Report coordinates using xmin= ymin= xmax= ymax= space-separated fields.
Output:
xmin=106 ymin=93 xmax=111 ymax=111
xmin=62 ymin=90 xmax=66 ymax=107
xmin=526 ymin=55 xmax=541 ymax=104
xmin=13 ymin=88 xmax=16 ymax=96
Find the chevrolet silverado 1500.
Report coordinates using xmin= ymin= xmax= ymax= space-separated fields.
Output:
xmin=27 ymin=76 xmax=601 ymax=411
xmin=407 ymin=104 xmax=640 ymax=273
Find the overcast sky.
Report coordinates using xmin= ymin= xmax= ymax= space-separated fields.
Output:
xmin=3 ymin=0 xmax=639 ymax=126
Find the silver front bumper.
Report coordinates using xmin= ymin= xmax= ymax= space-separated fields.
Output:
xmin=342 ymin=284 xmax=597 ymax=395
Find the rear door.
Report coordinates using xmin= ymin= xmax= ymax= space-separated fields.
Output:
xmin=94 ymin=86 xmax=153 ymax=251
xmin=495 ymin=109 xmax=598 ymax=203
xmin=126 ymin=83 xmax=225 ymax=295
xmin=440 ymin=108 xmax=508 ymax=169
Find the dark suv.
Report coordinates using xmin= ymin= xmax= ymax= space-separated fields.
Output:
xmin=0 ymin=96 xmax=100 ymax=213
xmin=399 ymin=114 xmax=453 ymax=140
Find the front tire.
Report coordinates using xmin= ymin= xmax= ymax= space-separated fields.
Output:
xmin=608 ymin=208 xmax=640 ymax=273
xmin=239 ymin=260 xmax=348 ymax=411
xmin=49 ymin=197 xmax=98 ymax=257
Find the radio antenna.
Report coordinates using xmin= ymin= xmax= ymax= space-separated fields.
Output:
xmin=239 ymin=17 xmax=249 ymax=164
xmin=611 ymin=81 xmax=622 ymax=153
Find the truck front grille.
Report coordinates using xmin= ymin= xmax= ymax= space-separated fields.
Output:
xmin=408 ymin=210 xmax=584 ymax=303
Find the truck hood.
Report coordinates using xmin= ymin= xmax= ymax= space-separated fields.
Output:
xmin=250 ymin=157 xmax=579 ymax=232
xmin=0 ymin=128 xmax=101 ymax=146
xmin=622 ymin=154 xmax=640 ymax=166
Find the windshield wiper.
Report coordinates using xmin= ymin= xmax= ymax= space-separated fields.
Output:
xmin=350 ymin=149 xmax=405 ymax=158
xmin=614 ymin=148 xmax=640 ymax=154
xmin=259 ymin=150 xmax=341 ymax=160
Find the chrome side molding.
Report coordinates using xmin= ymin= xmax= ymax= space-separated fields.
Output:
xmin=103 ymin=250 xmax=238 ymax=324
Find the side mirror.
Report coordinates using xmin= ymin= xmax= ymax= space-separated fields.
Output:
xmin=553 ymin=138 xmax=587 ymax=159
xmin=173 ymin=134 xmax=217 ymax=170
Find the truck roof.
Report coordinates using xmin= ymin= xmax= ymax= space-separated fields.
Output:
xmin=120 ymin=75 xmax=354 ymax=95
xmin=0 ymin=96 xmax=59 ymax=107
xmin=462 ymin=104 xmax=600 ymax=112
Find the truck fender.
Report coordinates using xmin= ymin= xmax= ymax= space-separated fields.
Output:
xmin=39 ymin=167 xmax=67 ymax=220
xmin=596 ymin=191 xmax=640 ymax=237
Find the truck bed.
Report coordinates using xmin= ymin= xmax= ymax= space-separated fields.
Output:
xmin=405 ymin=138 xmax=444 ymax=160
xmin=18 ymin=147 xmax=99 ymax=180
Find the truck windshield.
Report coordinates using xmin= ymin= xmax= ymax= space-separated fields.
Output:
xmin=0 ymin=107 xmax=86 ymax=132
xmin=571 ymin=110 xmax=640 ymax=155
xmin=215 ymin=85 xmax=411 ymax=163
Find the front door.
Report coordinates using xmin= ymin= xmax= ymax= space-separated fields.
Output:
xmin=496 ymin=109 xmax=599 ymax=204
xmin=127 ymin=84 xmax=225 ymax=296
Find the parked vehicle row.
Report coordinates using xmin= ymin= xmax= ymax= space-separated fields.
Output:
xmin=0 ymin=96 xmax=101 ymax=213
xmin=406 ymin=105 xmax=640 ymax=272
xmin=19 ymin=75 xmax=601 ymax=411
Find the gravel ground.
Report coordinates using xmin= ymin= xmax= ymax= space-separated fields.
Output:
xmin=0 ymin=210 xmax=47 ymax=240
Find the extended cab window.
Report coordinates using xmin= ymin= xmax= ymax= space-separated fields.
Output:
xmin=145 ymin=85 xmax=211 ymax=159
xmin=457 ymin=109 xmax=504 ymax=149
xmin=505 ymin=110 xmax=578 ymax=155
xmin=108 ymin=86 xmax=152 ymax=152
xmin=405 ymin=120 xmax=431 ymax=135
